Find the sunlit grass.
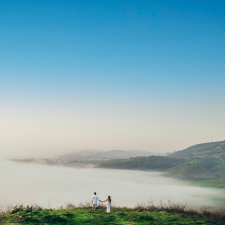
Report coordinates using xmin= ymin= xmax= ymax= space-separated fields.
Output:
xmin=1 ymin=201 xmax=225 ymax=224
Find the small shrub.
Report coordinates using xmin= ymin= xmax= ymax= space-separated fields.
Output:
xmin=10 ymin=205 xmax=24 ymax=214
xmin=24 ymin=205 xmax=33 ymax=213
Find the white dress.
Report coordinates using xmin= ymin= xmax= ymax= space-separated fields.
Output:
xmin=107 ymin=201 xmax=111 ymax=213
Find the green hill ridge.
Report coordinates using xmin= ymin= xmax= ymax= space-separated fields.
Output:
xmin=170 ymin=140 xmax=225 ymax=158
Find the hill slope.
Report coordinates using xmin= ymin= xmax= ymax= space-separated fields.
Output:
xmin=98 ymin=156 xmax=186 ymax=170
xmin=171 ymin=140 xmax=225 ymax=158
xmin=166 ymin=156 xmax=225 ymax=181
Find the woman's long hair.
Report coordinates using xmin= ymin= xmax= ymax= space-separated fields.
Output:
xmin=108 ymin=196 xmax=111 ymax=203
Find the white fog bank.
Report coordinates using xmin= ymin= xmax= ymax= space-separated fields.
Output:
xmin=0 ymin=160 xmax=224 ymax=208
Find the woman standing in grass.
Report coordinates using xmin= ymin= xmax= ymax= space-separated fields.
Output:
xmin=101 ymin=196 xmax=111 ymax=213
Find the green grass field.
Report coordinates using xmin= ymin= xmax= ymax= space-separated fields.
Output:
xmin=0 ymin=206 xmax=223 ymax=225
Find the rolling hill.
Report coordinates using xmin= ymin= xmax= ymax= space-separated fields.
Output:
xmin=97 ymin=141 xmax=225 ymax=186
xmin=166 ymin=156 xmax=225 ymax=181
xmin=170 ymin=140 xmax=225 ymax=158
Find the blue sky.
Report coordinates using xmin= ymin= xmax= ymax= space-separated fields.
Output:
xmin=0 ymin=0 xmax=224 ymax=156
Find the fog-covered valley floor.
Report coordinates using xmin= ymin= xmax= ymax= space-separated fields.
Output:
xmin=0 ymin=160 xmax=224 ymax=208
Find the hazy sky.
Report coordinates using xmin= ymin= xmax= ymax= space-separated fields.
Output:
xmin=0 ymin=0 xmax=225 ymax=157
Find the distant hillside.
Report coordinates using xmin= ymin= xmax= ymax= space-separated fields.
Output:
xmin=166 ymin=156 xmax=225 ymax=181
xmin=97 ymin=156 xmax=186 ymax=170
xmin=57 ymin=150 xmax=162 ymax=163
xmin=166 ymin=141 xmax=225 ymax=182
xmin=170 ymin=140 xmax=225 ymax=158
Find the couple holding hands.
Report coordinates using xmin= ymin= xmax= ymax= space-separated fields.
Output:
xmin=91 ymin=192 xmax=111 ymax=213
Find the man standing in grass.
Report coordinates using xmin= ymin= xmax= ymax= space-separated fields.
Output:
xmin=92 ymin=192 xmax=100 ymax=212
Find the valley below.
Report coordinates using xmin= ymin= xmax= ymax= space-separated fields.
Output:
xmin=11 ymin=140 xmax=225 ymax=190
xmin=2 ymin=141 xmax=225 ymax=224
xmin=1 ymin=159 xmax=225 ymax=209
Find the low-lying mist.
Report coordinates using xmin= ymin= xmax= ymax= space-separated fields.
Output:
xmin=0 ymin=160 xmax=224 ymax=208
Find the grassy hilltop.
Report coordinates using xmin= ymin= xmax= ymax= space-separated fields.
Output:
xmin=1 ymin=204 xmax=225 ymax=225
